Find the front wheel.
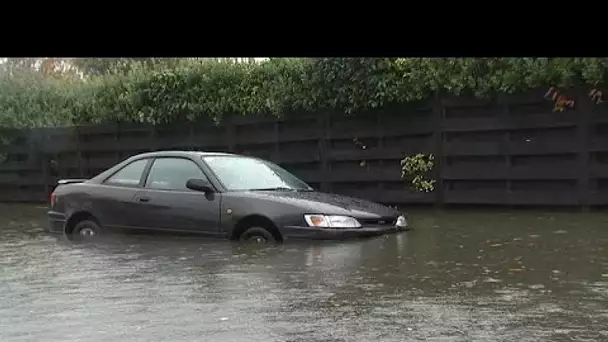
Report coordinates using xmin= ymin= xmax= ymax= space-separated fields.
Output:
xmin=72 ymin=219 xmax=103 ymax=240
xmin=239 ymin=227 xmax=276 ymax=244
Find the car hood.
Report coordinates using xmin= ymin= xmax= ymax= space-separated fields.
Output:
xmin=236 ymin=190 xmax=401 ymax=219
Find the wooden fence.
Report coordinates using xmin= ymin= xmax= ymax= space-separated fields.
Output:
xmin=1 ymin=87 xmax=608 ymax=208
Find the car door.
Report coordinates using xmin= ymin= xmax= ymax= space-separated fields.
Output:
xmin=96 ymin=158 xmax=152 ymax=230
xmin=132 ymin=157 xmax=221 ymax=234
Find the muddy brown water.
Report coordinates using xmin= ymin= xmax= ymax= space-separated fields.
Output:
xmin=1 ymin=204 xmax=607 ymax=341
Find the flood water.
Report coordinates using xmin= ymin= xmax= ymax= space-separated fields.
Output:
xmin=1 ymin=204 xmax=608 ymax=341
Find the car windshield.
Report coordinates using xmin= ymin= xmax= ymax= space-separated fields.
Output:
xmin=202 ymin=155 xmax=313 ymax=192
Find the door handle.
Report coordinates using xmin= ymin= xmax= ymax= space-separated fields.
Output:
xmin=138 ymin=197 xmax=150 ymax=203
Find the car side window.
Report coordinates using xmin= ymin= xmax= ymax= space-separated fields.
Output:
xmin=105 ymin=159 xmax=149 ymax=187
xmin=145 ymin=158 xmax=208 ymax=191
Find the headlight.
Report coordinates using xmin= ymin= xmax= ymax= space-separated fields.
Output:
xmin=304 ymin=214 xmax=361 ymax=228
xmin=395 ymin=215 xmax=408 ymax=228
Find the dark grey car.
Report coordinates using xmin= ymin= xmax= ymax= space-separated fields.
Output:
xmin=47 ymin=151 xmax=410 ymax=243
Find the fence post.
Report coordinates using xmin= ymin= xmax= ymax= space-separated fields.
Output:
xmin=319 ymin=111 xmax=331 ymax=193
xmin=498 ymin=93 xmax=512 ymax=205
xmin=188 ymin=123 xmax=195 ymax=150
xmin=149 ymin=124 xmax=158 ymax=152
xmin=432 ymin=92 xmax=445 ymax=207
xmin=115 ymin=122 xmax=121 ymax=164
xmin=225 ymin=116 xmax=235 ymax=153
xmin=273 ymin=119 xmax=280 ymax=162
xmin=34 ymin=130 xmax=51 ymax=201
xmin=75 ymin=126 xmax=84 ymax=178
xmin=376 ymin=109 xmax=385 ymax=200
xmin=576 ymin=88 xmax=591 ymax=211
xmin=25 ymin=129 xmax=42 ymax=201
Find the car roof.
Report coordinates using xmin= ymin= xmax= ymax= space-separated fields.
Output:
xmin=87 ymin=150 xmax=249 ymax=184
xmin=128 ymin=150 xmax=239 ymax=160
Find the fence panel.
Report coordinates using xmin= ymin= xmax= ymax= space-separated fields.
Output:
xmin=0 ymin=88 xmax=605 ymax=208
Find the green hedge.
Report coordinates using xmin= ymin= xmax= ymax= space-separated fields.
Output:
xmin=1 ymin=58 xmax=608 ymax=129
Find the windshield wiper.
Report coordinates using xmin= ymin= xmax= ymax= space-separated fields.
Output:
xmin=250 ymin=187 xmax=296 ymax=192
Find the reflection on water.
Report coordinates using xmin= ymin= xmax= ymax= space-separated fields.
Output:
xmin=1 ymin=204 xmax=608 ymax=341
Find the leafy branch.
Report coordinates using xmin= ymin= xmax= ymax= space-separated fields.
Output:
xmin=544 ymin=87 xmax=575 ymax=112
xmin=401 ymin=153 xmax=436 ymax=192
xmin=589 ymin=88 xmax=604 ymax=104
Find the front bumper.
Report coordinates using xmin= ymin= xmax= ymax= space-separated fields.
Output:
xmin=281 ymin=224 xmax=410 ymax=240
xmin=47 ymin=211 xmax=66 ymax=234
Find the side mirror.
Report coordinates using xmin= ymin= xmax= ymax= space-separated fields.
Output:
xmin=186 ymin=178 xmax=214 ymax=193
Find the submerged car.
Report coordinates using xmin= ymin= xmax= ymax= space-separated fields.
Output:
xmin=47 ymin=151 xmax=409 ymax=243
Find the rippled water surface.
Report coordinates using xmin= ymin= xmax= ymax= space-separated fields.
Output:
xmin=1 ymin=204 xmax=608 ymax=341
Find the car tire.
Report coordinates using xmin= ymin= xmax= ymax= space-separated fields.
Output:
xmin=239 ymin=227 xmax=276 ymax=244
xmin=72 ymin=219 xmax=103 ymax=240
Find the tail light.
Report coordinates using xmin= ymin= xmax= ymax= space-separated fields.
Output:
xmin=50 ymin=191 xmax=56 ymax=207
